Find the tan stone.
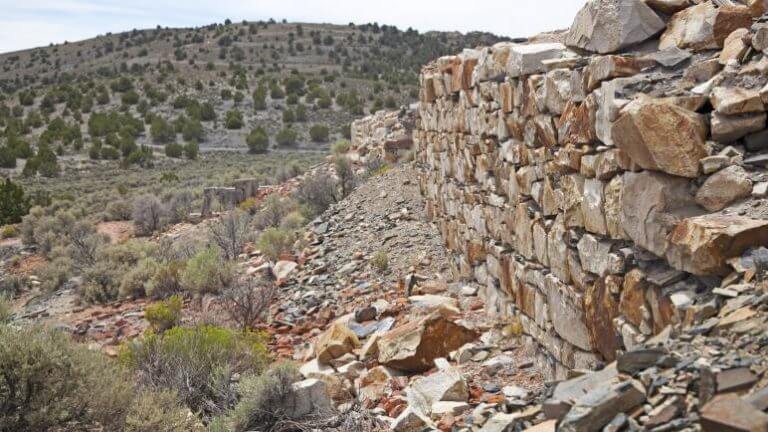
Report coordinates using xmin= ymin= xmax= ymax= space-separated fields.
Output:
xmin=545 ymin=275 xmax=592 ymax=351
xmin=753 ymin=23 xmax=768 ymax=52
xmin=558 ymin=97 xmax=598 ymax=145
xmin=544 ymin=69 xmax=573 ymax=115
xmin=710 ymin=86 xmax=765 ymax=115
xmin=547 ymin=215 xmax=571 ymax=284
xmin=585 ymin=277 xmax=621 ymax=362
xmin=711 ymin=112 xmax=767 ymax=142
xmin=620 ymin=269 xmax=649 ymax=329
xmin=695 ymin=165 xmax=753 ymax=211
xmin=660 ymin=2 xmax=752 ymax=51
xmin=612 ymin=97 xmax=708 ymax=178
xmin=377 ymin=312 xmax=479 ymax=373
xmin=566 ymin=0 xmax=665 ymax=54
xmin=621 ymin=171 xmax=698 ymax=258
xmin=585 ymin=55 xmax=653 ymax=91
xmin=604 ymin=175 xmax=626 ymax=240
xmin=507 ymin=43 xmax=569 ymax=78
xmin=667 ymin=215 xmax=768 ymax=276
xmin=701 ymin=394 xmax=768 ymax=432
xmin=683 ymin=58 xmax=723 ymax=84
xmin=719 ymin=28 xmax=750 ymax=64
xmin=582 ymin=179 xmax=608 ymax=236
xmin=316 ymin=322 xmax=361 ymax=365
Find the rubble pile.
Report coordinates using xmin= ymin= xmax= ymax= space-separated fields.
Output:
xmin=350 ymin=109 xmax=417 ymax=164
xmin=262 ymin=167 xmax=547 ymax=430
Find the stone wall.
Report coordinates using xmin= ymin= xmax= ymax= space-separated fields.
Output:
xmin=415 ymin=0 xmax=768 ymax=379
xmin=350 ymin=109 xmax=416 ymax=164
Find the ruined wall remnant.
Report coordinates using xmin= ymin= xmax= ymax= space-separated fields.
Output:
xmin=350 ymin=109 xmax=416 ymax=164
xmin=415 ymin=0 xmax=768 ymax=379
xmin=201 ymin=178 xmax=259 ymax=217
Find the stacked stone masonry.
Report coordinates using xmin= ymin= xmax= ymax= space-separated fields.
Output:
xmin=415 ymin=0 xmax=768 ymax=380
xmin=350 ymin=109 xmax=416 ymax=164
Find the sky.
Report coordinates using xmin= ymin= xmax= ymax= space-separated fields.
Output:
xmin=0 ymin=0 xmax=585 ymax=54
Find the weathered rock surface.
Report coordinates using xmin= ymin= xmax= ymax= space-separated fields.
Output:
xmin=660 ymin=2 xmax=753 ymax=51
xmin=315 ymin=322 xmax=361 ymax=364
xmin=695 ymin=165 xmax=753 ymax=211
xmin=566 ymin=0 xmax=665 ymax=54
xmin=377 ymin=312 xmax=479 ymax=372
xmin=620 ymin=171 xmax=698 ymax=258
xmin=612 ymin=97 xmax=708 ymax=178
xmin=667 ymin=215 xmax=768 ymax=275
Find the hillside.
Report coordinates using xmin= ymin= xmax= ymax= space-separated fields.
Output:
xmin=0 ymin=20 xmax=506 ymax=172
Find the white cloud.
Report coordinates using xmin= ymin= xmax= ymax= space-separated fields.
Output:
xmin=0 ymin=0 xmax=585 ymax=53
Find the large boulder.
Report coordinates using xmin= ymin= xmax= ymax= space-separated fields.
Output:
xmin=611 ymin=97 xmax=709 ymax=178
xmin=660 ymin=2 xmax=752 ymax=51
xmin=559 ymin=379 xmax=646 ymax=431
xmin=315 ymin=322 xmax=361 ymax=365
xmin=695 ymin=165 xmax=753 ymax=211
xmin=407 ymin=368 xmax=468 ymax=415
xmin=667 ymin=215 xmax=768 ymax=275
xmin=566 ymin=0 xmax=665 ymax=54
xmin=621 ymin=171 xmax=699 ymax=258
xmin=377 ymin=312 xmax=479 ymax=373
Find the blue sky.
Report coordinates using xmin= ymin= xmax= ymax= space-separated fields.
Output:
xmin=0 ymin=0 xmax=585 ymax=54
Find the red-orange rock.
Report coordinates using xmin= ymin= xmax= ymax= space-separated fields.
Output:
xmin=667 ymin=215 xmax=768 ymax=276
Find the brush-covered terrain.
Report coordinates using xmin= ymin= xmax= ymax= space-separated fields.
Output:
xmin=0 ymin=17 xmax=507 ymax=432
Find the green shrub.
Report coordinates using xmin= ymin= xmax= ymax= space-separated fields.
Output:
xmin=246 ymin=126 xmax=269 ymax=154
xmin=225 ymin=109 xmax=244 ymax=129
xmin=151 ymin=116 xmax=176 ymax=144
xmin=0 ymin=325 xmax=133 ymax=431
xmin=371 ymin=250 xmax=389 ymax=273
xmin=254 ymin=194 xmax=296 ymax=229
xmin=81 ymin=239 xmax=157 ymax=304
xmin=2 ymin=225 xmax=18 ymax=239
xmin=257 ymin=228 xmax=295 ymax=261
xmin=122 ymin=89 xmax=140 ymax=105
xmin=132 ymin=194 xmax=166 ymax=236
xmin=332 ymin=139 xmax=351 ymax=155
xmin=120 ymin=325 xmax=268 ymax=415
xmin=0 ymin=294 xmax=11 ymax=323
xmin=81 ymin=260 xmax=122 ymax=303
xmin=145 ymin=294 xmax=183 ymax=333
xmin=223 ymin=363 xmax=301 ymax=431
xmin=181 ymin=247 xmax=234 ymax=295
xmin=309 ymin=123 xmax=330 ymax=142
xmin=182 ymin=119 xmax=204 ymax=142
xmin=119 ymin=257 xmax=160 ymax=298
xmin=279 ymin=211 xmax=305 ymax=231
xmin=282 ymin=108 xmax=295 ymax=123
xmin=275 ymin=128 xmax=298 ymax=146
xmin=125 ymin=390 xmax=201 ymax=432
xmin=0 ymin=275 xmax=24 ymax=298
xmin=101 ymin=145 xmax=121 ymax=159
xmin=106 ymin=199 xmax=133 ymax=221
xmin=1 ymin=178 xmax=30 ymax=226
xmin=294 ymin=174 xmax=338 ymax=217
xmin=147 ymin=260 xmax=185 ymax=299
xmin=0 ymin=146 xmax=16 ymax=168
xmin=184 ymin=141 xmax=199 ymax=159
xmin=39 ymin=256 xmax=73 ymax=292
xmin=165 ymin=142 xmax=184 ymax=158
